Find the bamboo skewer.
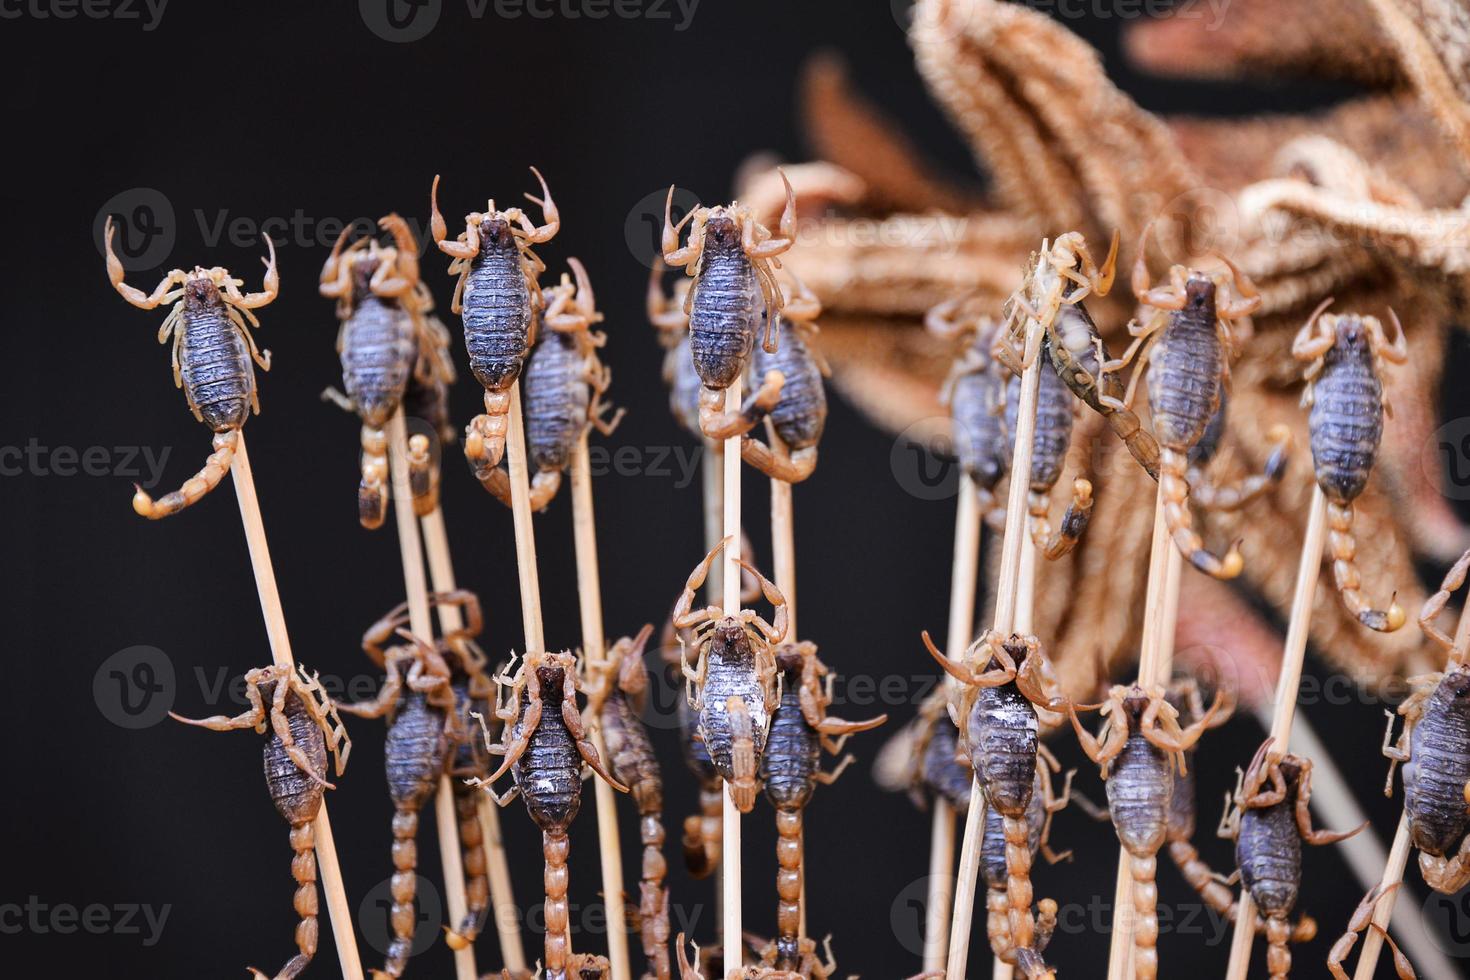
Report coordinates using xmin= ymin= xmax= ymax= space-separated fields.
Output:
xmin=385 ymin=410 xmax=478 ymax=980
xmin=228 ymin=431 xmax=366 ymax=980
xmin=569 ymin=432 xmax=633 ymax=980
xmin=1348 ymin=590 xmax=1470 ymax=979
xmin=722 ymin=379 xmax=745 ymax=976
xmin=420 ymin=505 xmax=529 ymax=976
xmin=945 ymin=309 xmax=1044 ymax=980
xmin=1223 ymin=486 xmax=1330 ymax=979
xmin=922 ymin=473 xmax=984 ymax=974
xmin=701 ymin=437 xmax=725 ymax=935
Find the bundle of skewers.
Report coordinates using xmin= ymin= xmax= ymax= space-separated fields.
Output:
xmin=103 ymin=13 xmax=1470 ymax=972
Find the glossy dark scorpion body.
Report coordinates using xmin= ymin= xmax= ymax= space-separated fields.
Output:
xmin=1001 ymin=357 xmax=1093 ymax=558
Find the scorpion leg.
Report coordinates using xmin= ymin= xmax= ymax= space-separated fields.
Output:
xmin=698 ymin=372 xmax=785 ymax=440
xmin=483 ymin=697 xmax=541 ymax=786
xmin=1381 ymin=708 xmax=1415 ymax=795
xmin=1419 ymin=546 xmax=1470 ymax=656
xmin=1326 ymin=499 xmax=1407 ymax=630
xmin=133 ymin=429 xmax=239 ymax=520
xmin=267 ymin=678 xmax=335 ymax=790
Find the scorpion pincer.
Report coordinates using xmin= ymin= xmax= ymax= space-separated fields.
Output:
xmin=588 ymin=625 xmax=672 ymax=980
xmin=1219 ymin=742 xmax=1365 ymax=979
xmin=759 ymin=642 xmax=886 ymax=970
xmin=671 ymin=536 xmax=789 ymax=813
xmin=661 ymin=174 xmax=795 ymax=441
xmin=474 ymin=649 xmax=627 ymax=980
xmin=479 ymin=258 xmax=625 ymax=511
xmin=924 ymin=629 xmax=1067 ymax=974
xmin=170 ymin=665 xmax=350 ymax=980
xmin=319 ymin=214 xmax=454 ymax=527
xmin=1293 ymin=300 xmax=1409 ymax=632
xmin=429 ymin=168 xmax=559 ymax=476
xmin=1069 ymin=683 xmax=1228 ymax=980
xmin=1100 ymin=223 xmax=1262 ymax=578
xmin=104 ymin=217 xmax=278 ymax=518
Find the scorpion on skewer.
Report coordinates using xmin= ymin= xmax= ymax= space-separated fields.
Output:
xmin=741 ymin=274 xmax=829 ymax=484
xmin=923 ymin=629 xmax=1067 ymax=976
xmin=587 ymin=624 xmax=672 ymax=980
xmin=480 ymin=258 xmax=625 ymax=511
xmin=429 ymin=168 xmax=559 ymax=476
xmin=319 ymin=214 xmax=455 ymax=527
xmin=673 ymin=933 xmax=838 ymax=980
xmin=672 ymin=536 xmax=789 ymax=813
xmin=661 ymin=176 xmax=794 ymax=441
xmin=980 ymin=762 xmax=1071 ymax=968
xmin=170 ymin=665 xmax=350 ymax=980
xmin=474 ymin=649 xmax=627 ymax=980
xmin=1068 ymin=682 xmax=1229 ymax=980
xmin=1293 ymin=301 xmax=1409 ymax=632
xmin=873 ymin=687 xmax=974 ymax=814
xmin=758 ymin=641 xmax=886 ymax=971
xmin=1382 ymin=546 xmax=1470 ymax=892
xmin=926 ymin=303 xmax=1010 ymax=510
xmin=1218 ymin=741 xmax=1365 ymax=979
xmin=1099 ymin=223 xmax=1263 ymax=578
xmin=648 ymin=261 xmax=705 ymax=441
xmin=338 ymin=606 xmax=459 ymax=979
xmin=1185 ymin=393 xmax=1291 ymax=513
xmin=103 ymin=217 xmax=278 ymax=518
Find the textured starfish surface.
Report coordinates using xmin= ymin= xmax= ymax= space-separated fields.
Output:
xmin=743 ymin=0 xmax=1470 ymax=702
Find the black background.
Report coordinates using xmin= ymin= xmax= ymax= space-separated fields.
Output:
xmin=4 ymin=1 xmax=1467 ymax=977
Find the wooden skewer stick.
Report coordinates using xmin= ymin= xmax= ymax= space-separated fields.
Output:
xmin=1223 ymin=485 xmax=1330 ymax=979
xmin=722 ymin=379 xmax=745 ymax=976
xmin=922 ymin=473 xmax=984 ymax=974
xmin=569 ymin=431 xmax=633 ymax=980
xmin=700 ymin=436 xmax=725 ymax=934
xmin=228 ymin=430 xmax=366 ymax=980
xmin=945 ymin=308 xmax=1044 ymax=980
xmin=420 ymin=505 xmax=529 ymax=976
xmin=385 ymin=410 xmax=477 ymax=980
xmin=1349 ymin=592 xmax=1470 ymax=979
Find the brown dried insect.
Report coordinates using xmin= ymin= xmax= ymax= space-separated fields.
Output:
xmin=672 ymin=932 xmax=837 ymax=980
xmin=924 ymin=629 xmax=1067 ymax=971
xmin=1327 ymin=883 xmax=1416 ymax=980
xmin=586 ymin=625 xmax=672 ymax=980
xmin=981 ymin=761 xmax=1072 ymax=969
xmin=661 ymin=175 xmax=795 ymax=441
xmin=1185 ymin=393 xmax=1291 ymax=513
xmin=1382 ymin=547 xmax=1470 ymax=893
xmin=429 ymin=168 xmax=559 ymax=473
xmin=170 ymin=664 xmax=350 ymax=980
xmin=1218 ymin=742 xmax=1365 ymax=980
xmin=478 ymin=258 xmax=624 ymax=510
xmin=1100 ymin=223 xmax=1262 ymax=578
xmin=872 ymin=686 xmax=975 ymax=814
xmin=741 ymin=274 xmax=830 ymax=483
xmin=104 ymin=218 xmax=278 ymax=518
xmin=998 ymin=359 xmax=1094 ymax=560
xmin=1293 ymin=302 xmax=1409 ymax=632
xmin=319 ymin=213 xmax=454 ymax=528
xmin=758 ymin=642 xmax=887 ymax=971
xmin=474 ymin=649 xmax=627 ymax=980
xmin=1068 ymin=683 xmax=1228 ymax=980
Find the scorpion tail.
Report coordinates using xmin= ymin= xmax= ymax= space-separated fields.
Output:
xmin=1106 ymin=406 xmax=1162 ymax=482
xmin=1002 ymin=815 xmax=1043 ymax=964
xmin=542 ymin=831 xmax=573 ymax=976
xmin=1326 ymin=501 xmax=1407 ymax=631
xmin=986 ymin=886 xmax=1014 ymax=962
xmin=407 ymin=433 xmax=440 ymax=517
xmin=527 ymin=469 xmax=563 ymax=512
xmin=132 ymin=429 xmax=238 ymax=519
xmin=259 ymin=820 xmax=321 ymax=980
xmin=465 ymin=390 xmax=512 ymax=475
xmin=639 ymin=811 xmax=672 ymax=980
xmin=772 ymin=807 xmax=804 ymax=970
xmin=740 ymin=436 xmax=818 ymax=483
xmin=445 ymin=784 xmax=489 ymax=951
xmin=1129 ymin=853 xmax=1159 ymax=980
xmin=1035 ymin=481 xmax=1094 ymax=561
xmin=382 ymin=805 xmax=419 ymax=978
xmin=1160 ymin=449 xmax=1243 ymax=579
xmin=681 ymin=786 xmax=723 ymax=878
xmin=1265 ymin=915 xmax=1292 ymax=979
xmin=359 ymin=425 xmax=388 ymax=530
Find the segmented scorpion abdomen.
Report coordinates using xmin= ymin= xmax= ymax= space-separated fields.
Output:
xmin=462 ymin=221 xmax=534 ymax=391
xmin=760 ymin=671 xmax=821 ymax=812
xmin=1148 ymin=282 xmax=1224 ymax=452
xmin=698 ymin=626 xmax=771 ymax=800
xmin=750 ymin=326 xmax=826 ymax=452
xmin=341 ymin=287 xmax=417 ymax=429
xmin=688 ymin=218 xmax=760 ymax=390
xmin=1236 ymin=794 xmax=1303 ymax=917
xmin=982 ymin=768 xmax=1046 ymax=891
xmin=525 ymin=330 xmax=590 ymax=475
xmin=1405 ymin=669 xmax=1470 ymax=855
xmin=182 ymin=291 xmax=256 ymax=432
xmin=514 ymin=666 xmax=585 ymax=833
xmin=951 ymin=359 xmax=1009 ymax=493
xmin=385 ymin=693 xmax=449 ymax=807
xmin=1309 ymin=334 xmax=1382 ymax=504
xmin=966 ymin=678 xmax=1039 ymax=817
xmin=923 ymin=716 xmax=974 ymax=811
xmin=1106 ymin=731 xmax=1173 ymax=857
xmin=262 ymin=681 xmax=331 ymax=824
xmin=1006 ymin=361 xmax=1073 ymax=494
